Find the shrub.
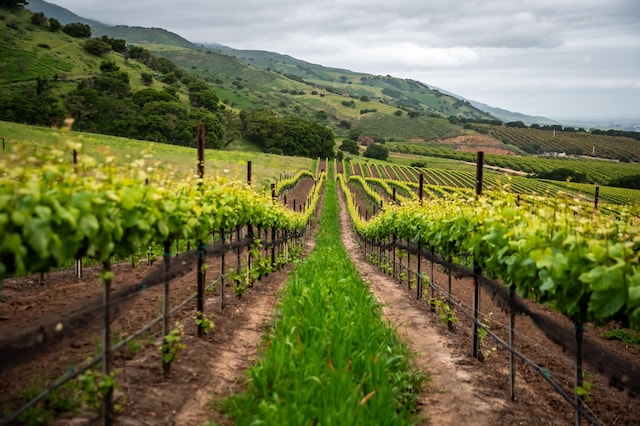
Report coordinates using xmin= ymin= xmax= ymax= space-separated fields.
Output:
xmin=364 ymin=143 xmax=389 ymax=161
xmin=83 ymin=39 xmax=111 ymax=56
xmin=62 ymin=22 xmax=91 ymax=38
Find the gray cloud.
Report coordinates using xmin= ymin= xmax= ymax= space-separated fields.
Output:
xmin=51 ymin=0 xmax=640 ymax=118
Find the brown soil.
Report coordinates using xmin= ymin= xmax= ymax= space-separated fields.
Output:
xmin=1 ymin=175 xmax=639 ymax=425
xmin=439 ymin=135 xmax=515 ymax=156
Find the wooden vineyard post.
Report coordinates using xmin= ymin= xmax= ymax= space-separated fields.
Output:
xmin=407 ymin=240 xmax=412 ymax=291
xmin=73 ymin=149 xmax=83 ymax=279
xmin=162 ymin=241 xmax=171 ymax=373
xmin=101 ymin=260 xmax=113 ymax=425
xmin=196 ymin=127 xmax=206 ymax=338
xmin=430 ymin=246 xmax=435 ymax=311
xmin=271 ymin=227 xmax=276 ymax=270
xmin=419 ymin=173 xmax=424 ymax=203
xmin=509 ymin=284 xmax=516 ymax=400
xmin=594 ymin=185 xmax=600 ymax=211
xmin=472 ymin=151 xmax=484 ymax=359
xmin=392 ymin=233 xmax=397 ymax=279
xmin=247 ymin=225 xmax=254 ymax=286
xmin=220 ymin=229 xmax=226 ymax=311
xmin=447 ymin=255 xmax=452 ymax=301
xmin=416 ymin=243 xmax=422 ymax=300
xmin=247 ymin=160 xmax=252 ymax=186
xmin=236 ymin=226 xmax=241 ymax=294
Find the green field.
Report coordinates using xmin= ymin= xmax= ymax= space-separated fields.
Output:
xmin=0 ymin=120 xmax=314 ymax=190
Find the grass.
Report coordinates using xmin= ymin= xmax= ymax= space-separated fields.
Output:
xmin=217 ymin=172 xmax=426 ymax=425
xmin=0 ymin=120 xmax=314 ymax=191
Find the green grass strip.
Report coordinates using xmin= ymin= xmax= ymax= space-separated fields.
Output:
xmin=219 ymin=171 xmax=426 ymax=425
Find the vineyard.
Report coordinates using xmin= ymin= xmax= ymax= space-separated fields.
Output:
xmin=391 ymin=142 xmax=640 ymax=190
xmin=489 ymin=126 xmax=640 ymax=162
xmin=337 ymin=153 xmax=640 ymax=425
xmin=346 ymin=156 xmax=640 ymax=206
xmin=0 ymin=136 xmax=328 ymax=424
xmin=1 ymin=134 xmax=640 ymax=425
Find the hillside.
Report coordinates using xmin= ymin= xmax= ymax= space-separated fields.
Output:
xmin=6 ymin=2 xmax=640 ymax=172
xmin=24 ymin=0 xmax=103 ymax=26
xmin=205 ymin=45 xmax=496 ymax=121
xmin=0 ymin=6 xmax=230 ymax=149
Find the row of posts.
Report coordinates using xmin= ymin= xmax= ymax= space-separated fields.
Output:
xmin=96 ymin=128 xmax=311 ymax=424
xmin=360 ymin=151 xmax=592 ymax=425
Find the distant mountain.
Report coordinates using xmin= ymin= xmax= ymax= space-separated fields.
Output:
xmin=26 ymin=0 xmax=199 ymax=49
xmin=468 ymin=100 xmax=559 ymax=126
xmin=25 ymin=0 xmax=104 ymax=26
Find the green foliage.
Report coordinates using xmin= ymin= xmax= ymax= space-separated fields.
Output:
xmin=48 ymin=17 xmax=61 ymax=32
xmin=221 ymin=173 xmax=425 ymax=424
xmin=536 ymin=167 xmax=589 ymax=183
xmin=505 ymin=120 xmax=527 ymax=128
xmin=240 ymin=108 xmax=335 ymax=159
xmin=431 ymin=297 xmax=458 ymax=330
xmin=0 ymin=0 xmax=29 ymax=7
xmin=0 ymin=141 xmax=322 ymax=280
xmin=61 ymin=22 xmax=91 ymax=38
xmin=354 ymin=192 xmax=640 ymax=329
xmin=161 ymin=322 xmax=186 ymax=365
xmin=30 ymin=12 xmax=47 ymax=26
xmin=339 ymin=139 xmax=359 ymax=155
xmin=17 ymin=383 xmax=80 ymax=425
xmin=140 ymin=72 xmax=153 ymax=86
xmin=600 ymin=328 xmax=640 ymax=348
xmin=364 ymin=143 xmax=389 ymax=161
xmin=195 ymin=311 xmax=215 ymax=335
xmin=0 ymin=76 xmax=65 ymax=126
xmin=83 ymin=39 xmax=112 ymax=56
xmin=76 ymin=370 xmax=120 ymax=414
xmin=608 ymin=174 xmax=640 ymax=190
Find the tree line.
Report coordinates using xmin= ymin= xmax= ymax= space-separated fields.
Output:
xmin=0 ymin=6 xmax=335 ymax=158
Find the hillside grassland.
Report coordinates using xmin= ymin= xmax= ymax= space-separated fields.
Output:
xmin=0 ymin=121 xmax=314 ymax=188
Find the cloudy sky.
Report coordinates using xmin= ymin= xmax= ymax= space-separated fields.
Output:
xmin=50 ymin=0 xmax=639 ymax=120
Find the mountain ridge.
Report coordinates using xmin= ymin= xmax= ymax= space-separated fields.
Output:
xmin=25 ymin=0 xmax=558 ymax=126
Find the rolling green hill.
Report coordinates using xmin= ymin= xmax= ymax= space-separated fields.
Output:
xmin=6 ymin=1 xmax=640 ymax=180
xmin=206 ymin=45 xmax=495 ymax=121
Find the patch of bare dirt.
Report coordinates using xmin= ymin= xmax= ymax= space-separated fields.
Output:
xmin=440 ymin=135 xmax=514 ymax=156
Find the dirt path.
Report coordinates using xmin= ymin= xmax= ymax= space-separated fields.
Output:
xmin=336 ymin=189 xmax=507 ymax=425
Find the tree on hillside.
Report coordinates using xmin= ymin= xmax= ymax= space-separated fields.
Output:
xmin=48 ymin=17 xmax=61 ymax=32
xmin=30 ymin=12 xmax=47 ymax=26
xmin=240 ymin=108 xmax=335 ymax=159
xmin=0 ymin=0 xmax=29 ymax=8
xmin=62 ymin=22 xmax=91 ymax=38
xmin=0 ymin=77 xmax=64 ymax=126
xmin=608 ymin=174 xmax=640 ymax=190
xmin=340 ymin=139 xmax=359 ymax=155
xmin=84 ymin=39 xmax=112 ymax=56
xmin=506 ymin=121 xmax=527 ymax=128
xmin=363 ymin=143 xmax=388 ymax=161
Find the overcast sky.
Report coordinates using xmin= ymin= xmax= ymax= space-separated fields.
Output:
xmin=50 ymin=0 xmax=639 ymax=120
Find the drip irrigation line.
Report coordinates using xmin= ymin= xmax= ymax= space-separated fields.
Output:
xmin=0 ymin=230 xmax=291 ymax=370
xmin=0 ymin=354 xmax=102 ymax=426
xmin=367 ymin=234 xmax=640 ymax=397
xmin=0 ymin=272 xmax=226 ymax=426
xmin=421 ymin=277 xmax=602 ymax=426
